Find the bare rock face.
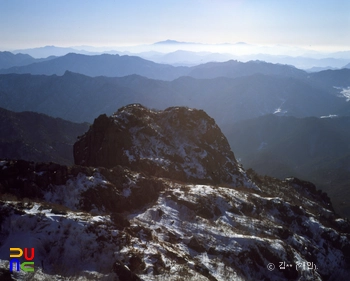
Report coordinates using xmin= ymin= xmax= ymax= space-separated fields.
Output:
xmin=74 ymin=104 xmax=249 ymax=186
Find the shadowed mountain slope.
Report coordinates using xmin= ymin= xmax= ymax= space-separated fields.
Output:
xmin=0 ymin=107 xmax=89 ymax=165
xmin=226 ymin=114 xmax=350 ymax=218
xmin=0 ymin=71 xmax=348 ymax=126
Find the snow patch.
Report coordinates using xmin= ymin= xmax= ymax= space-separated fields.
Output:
xmin=258 ymin=141 xmax=267 ymax=150
xmin=122 ymin=187 xmax=131 ymax=197
xmin=335 ymin=86 xmax=350 ymax=101
xmin=44 ymin=172 xmax=110 ymax=210
xmin=274 ymin=107 xmax=282 ymax=114
xmin=124 ymin=149 xmax=136 ymax=162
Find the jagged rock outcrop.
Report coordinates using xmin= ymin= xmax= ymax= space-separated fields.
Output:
xmin=74 ymin=104 xmax=250 ymax=186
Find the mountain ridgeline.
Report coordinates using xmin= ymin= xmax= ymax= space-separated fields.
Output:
xmin=1 ymin=104 xmax=349 ymax=280
xmin=0 ymin=51 xmax=54 ymax=70
xmin=0 ymin=53 xmax=307 ymax=80
xmin=1 ymin=68 xmax=350 ymax=125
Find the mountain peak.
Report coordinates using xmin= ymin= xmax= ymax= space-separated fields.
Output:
xmin=154 ymin=39 xmax=193 ymax=45
xmin=74 ymin=104 xmax=252 ymax=187
xmin=234 ymin=41 xmax=249 ymax=45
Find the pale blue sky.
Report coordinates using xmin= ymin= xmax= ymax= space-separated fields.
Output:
xmin=1 ymin=0 xmax=349 ymax=51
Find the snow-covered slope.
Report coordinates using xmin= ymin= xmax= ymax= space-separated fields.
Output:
xmin=0 ymin=162 xmax=349 ymax=280
xmin=1 ymin=105 xmax=350 ymax=280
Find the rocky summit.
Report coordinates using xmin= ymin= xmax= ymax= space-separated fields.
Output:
xmin=0 ymin=104 xmax=349 ymax=281
xmin=74 ymin=104 xmax=250 ymax=187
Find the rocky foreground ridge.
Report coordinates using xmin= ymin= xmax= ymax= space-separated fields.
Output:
xmin=0 ymin=104 xmax=349 ymax=280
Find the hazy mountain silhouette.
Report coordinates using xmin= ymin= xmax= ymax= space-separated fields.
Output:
xmin=188 ymin=60 xmax=306 ymax=79
xmin=142 ymin=50 xmax=235 ymax=66
xmin=153 ymin=39 xmax=196 ymax=45
xmin=10 ymin=41 xmax=350 ymax=69
xmin=139 ymin=51 xmax=350 ymax=69
xmin=0 ymin=51 xmax=54 ymax=70
xmin=246 ymin=55 xmax=349 ymax=70
xmin=305 ymin=66 xmax=339 ymax=72
xmin=13 ymin=45 xmax=94 ymax=58
xmin=0 ymin=53 xmax=190 ymax=80
xmin=0 ymin=53 xmax=311 ymax=81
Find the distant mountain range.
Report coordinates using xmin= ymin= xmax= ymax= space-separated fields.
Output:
xmin=2 ymin=50 xmax=349 ymax=82
xmin=225 ymin=114 xmax=350 ymax=218
xmin=343 ymin=62 xmax=350 ymax=69
xmin=1 ymin=68 xmax=349 ymax=125
xmin=0 ymin=53 xmax=309 ymax=81
xmin=13 ymin=45 xmax=95 ymax=58
xmin=0 ymin=53 xmax=189 ymax=80
xmin=0 ymin=107 xmax=89 ymax=165
xmin=0 ymin=51 xmax=54 ymax=70
xmin=7 ymin=41 xmax=350 ymax=69
xmin=139 ymin=50 xmax=235 ymax=66
xmin=154 ymin=39 xmax=198 ymax=45
xmin=141 ymin=51 xmax=350 ymax=69
xmin=188 ymin=60 xmax=306 ymax=79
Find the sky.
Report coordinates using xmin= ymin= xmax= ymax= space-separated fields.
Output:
xmin=0 ymin=0 xmax=349 ymax=51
